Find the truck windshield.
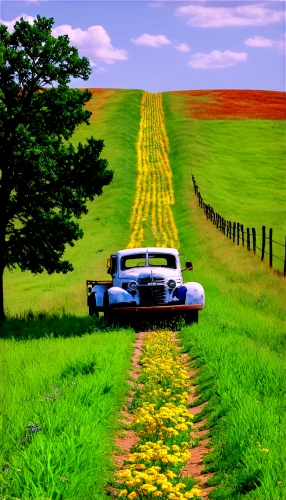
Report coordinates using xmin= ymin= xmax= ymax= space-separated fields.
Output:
xmin=121 ymin=253 xmax=177 ymax=270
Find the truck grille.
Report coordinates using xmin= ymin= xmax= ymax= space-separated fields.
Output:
xmin=138 ymin=285 xmax=166 ymax=306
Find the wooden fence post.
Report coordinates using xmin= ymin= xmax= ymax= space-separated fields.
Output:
xmin=252 ymin=228 xmax=256 ymax=254
xmin=237 ymin=223 xmax=240 ymax=245
xmin=261 ymin=226 xmax=266 ymax=261
xmin=247 ymin=228 xmax=250 ymax=251
xmin=229 ymin=221 xmax=232 ymax=239
xmin=233 ymin=222 xmax=236 ymax=243
xmin=241 ymin=224 xmax=244 ymax=246
xmin=216 ymin=214 xmax=219 ymax=229
xmin=269 ymin=228 xmax=273 ymax=268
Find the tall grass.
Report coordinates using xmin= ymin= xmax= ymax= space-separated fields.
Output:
xmin=163 ymin=91 xmax=286 ymax=498
xmin=1 ymin=89 xmax=141 ymax=498
xmin=0 ymin=328 xmax=135 ymax=499
xmin=3 ymin=89 xmax=143 ymax=318
xmin=180 ymin=323 xmax=286 ymax=499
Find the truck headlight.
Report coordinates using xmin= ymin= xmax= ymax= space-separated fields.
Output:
xmin=167 ymin=279 xmax=176 ymax=289
xmin=128 ymin=281 xmax=138 ymax=292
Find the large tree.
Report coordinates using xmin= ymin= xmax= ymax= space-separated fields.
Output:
xmin=0 ymin=16 xmax=113 ymax=320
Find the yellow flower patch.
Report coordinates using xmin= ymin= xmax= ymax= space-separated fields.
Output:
xmin=127 ymin=93 xmax=179 ymax=249
xmin=116 ymin=331 xmax=202 ymax=498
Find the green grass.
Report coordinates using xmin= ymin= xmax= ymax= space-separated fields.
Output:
xmin=0 ymin=326 xmax=135 ymax=499
xmin=1 ymin=89 xmax=142 ymax=498
xmin=163 ymin=92 xmax=286 ymax=270
xmin=3 ymin=89 xmax=143 ymax=318
xmin=163 ymin=91 xmax=286 ymax=498
xmin=2 ymin=88 xmax=286 ymax=499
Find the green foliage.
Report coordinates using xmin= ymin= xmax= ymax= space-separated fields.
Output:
xmin=163 ymin=91 xmax=286 ymax=498
xmin=0 ymin=16 xmax=113 ymax=319
xmin=0 ymin=328 xmax=135 ymax=499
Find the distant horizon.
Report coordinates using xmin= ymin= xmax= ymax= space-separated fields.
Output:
xmin=72 ymin=87 xmax=286 ymax=93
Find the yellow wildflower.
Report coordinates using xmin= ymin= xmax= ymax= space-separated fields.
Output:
xmin=119 ymin=490 xmax=128 ymax=498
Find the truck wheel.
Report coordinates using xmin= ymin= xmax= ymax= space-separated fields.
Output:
xmin=184 ymin=310 xmax=198 ymax=325
xmin=88 ymin=292 xmax=99 ymax=317
xmin=103 ymin=292 xmax=112 ymax=321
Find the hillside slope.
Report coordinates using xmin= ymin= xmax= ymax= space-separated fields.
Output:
xmin=163 ymin=90 xmax=286 ymax=270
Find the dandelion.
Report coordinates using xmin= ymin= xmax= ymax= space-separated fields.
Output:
xmin=127 ymin=493 xmax=137 ymax=499
xmin=119 ymin=490 xmax=128 ymax=498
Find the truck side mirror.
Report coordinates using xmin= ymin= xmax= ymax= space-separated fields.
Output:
xmin=185 ymin=261 xmax=193 ymax=270
xmin=107 ymin=258 xmax=111 ymax=274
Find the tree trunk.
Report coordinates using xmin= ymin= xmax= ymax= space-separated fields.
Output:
xmin=0 ymin=267 xmax=5 ymax=322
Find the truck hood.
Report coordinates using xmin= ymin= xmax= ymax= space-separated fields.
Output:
xmin=119 ymin=267 xmax=181 ymax=282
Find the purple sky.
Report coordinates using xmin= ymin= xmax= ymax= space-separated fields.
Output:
xmin=1 ymin=1 xmax=285 ymax=92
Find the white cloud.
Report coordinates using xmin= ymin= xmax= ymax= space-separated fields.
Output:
xmin=244 ymin=35 xmax=275 ymax=47
xmin=131 ymin=33 xmax=171 ymax=48
xmin=0 ymin=16 xmax=127 ymax=65
xmin=52 ymin=24 xmax=128 ymax=64
xmin=188 ymin=50 xmax=248 ymax=69
xmin=0 ymin=14 xmax=35 ymax=32
xmin=175 ymin=3 xmax=285 ymax=28
xmin=245 ymin=34 xmax=286 ymax=52
xmin=174 ymin=43 xmax=190 ymax=53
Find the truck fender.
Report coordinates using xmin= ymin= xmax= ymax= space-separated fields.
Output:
xmin=108 ymin=287 xmax=135 ymax=306
xmin=92 ymin=284 xmax=110 ymax=307
xmin=184 ymin=282 xmax=205 ymax=308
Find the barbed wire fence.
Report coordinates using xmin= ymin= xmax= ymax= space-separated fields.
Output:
xmin=192 ymin=174 xmax=286 ymax=276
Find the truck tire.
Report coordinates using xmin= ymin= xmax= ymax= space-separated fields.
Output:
xmin=88 ymin=292 xmax=99 ymax=317
xmin=103 ymin=292 xmax=112 ymax=321
xmin=184 ymin=310 xmax=198 ymax=325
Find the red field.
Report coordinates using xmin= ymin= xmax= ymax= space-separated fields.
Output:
xmin=78 ymin=88 xmax=115 ymax=123
xmin=171 ymin=90 xmax=286 ymax=120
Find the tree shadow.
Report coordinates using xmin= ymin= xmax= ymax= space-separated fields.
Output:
xmin=106 ymin=313 xmax=187 ymax=333
xmin=0 ymin=311 xmax=115 ymax=340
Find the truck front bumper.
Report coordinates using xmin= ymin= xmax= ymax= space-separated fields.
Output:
xmin=110 ymin=304 xmax=203 ymax=313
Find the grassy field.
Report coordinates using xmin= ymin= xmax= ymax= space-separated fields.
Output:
xmin=3 ymin=88 xmax=143 ymax=318
xmin=1 ymin=326 xmax=135 ymax=499
xmin=1 ymin=88 xmax=286 ymax=499
xmin=164 ymin=91 xmax=286 ymax=270
xmin=163 ymin=91 xmax=286 ymax=498
xmin=1 ymin=89 xmax=141 ymax=499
